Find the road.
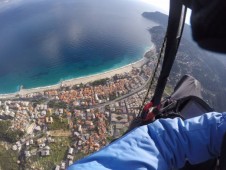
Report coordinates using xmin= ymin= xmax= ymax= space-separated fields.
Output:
xmin=89 ymin=54 xmax=160 ymax=109
xmin=90 ymin=73 xmax=153 ymax=109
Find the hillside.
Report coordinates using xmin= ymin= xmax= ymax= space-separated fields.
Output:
xmin=143 ymin=11 xmax=226 ymax=112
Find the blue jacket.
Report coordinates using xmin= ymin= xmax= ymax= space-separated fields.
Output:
xmin=68 ymin=112 xmax=226 ymax=170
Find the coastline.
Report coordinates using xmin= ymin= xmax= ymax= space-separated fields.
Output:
xmin=0 ymin=46 xmax=155 ymax=99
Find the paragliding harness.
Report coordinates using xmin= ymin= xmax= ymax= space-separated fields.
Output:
xmin=128 ymin=75 xmax=214 ymax=132
xmin=124 ymin=0 xmax=226 ymax=169
xmin=129 ymin=75 xmax=223 ymax=170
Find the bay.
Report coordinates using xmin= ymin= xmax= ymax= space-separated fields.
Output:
xmin=0 ymin=0 xmax=156 ymax=94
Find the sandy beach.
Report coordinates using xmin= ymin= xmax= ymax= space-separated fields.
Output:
xmin=0 ymin=49 xmax=153 ymax=99
xmin=62 ymin=56 xmax=148 ymax=86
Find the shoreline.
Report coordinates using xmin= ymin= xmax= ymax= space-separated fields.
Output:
xmin=0 ymin=45 xmax=155 ymax=99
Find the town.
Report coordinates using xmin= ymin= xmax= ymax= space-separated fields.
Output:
xmin=0 ymin=51 xmax=158 ymax=170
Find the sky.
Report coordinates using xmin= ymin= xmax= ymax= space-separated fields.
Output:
xmin=141 ymin=1 xmax=226 ymax=57
xmin=0 ymin=0 xmax=191 ymax=23
xmin=140 ymin=0 xmax=191 ymax=24
xmin=141 ymin=0 xmax=169 ymax=13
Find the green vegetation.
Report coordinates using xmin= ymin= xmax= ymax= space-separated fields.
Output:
xmin=29 ymin=136 xmax=86 ymax=170
xmin=109 ymin=92 xmax=117 ymax=100
xmin=0 ymin=145 xmax=19 ymax=170
xmin=68 ymin=102 xmax=76 ymax=113
xmin=29 ymin=137 xmax=71 ymax=170
xmin=60 ymin=86 xmax=71 ymax=91
xmin=0 ymin=121 xmax=24 ymax=143
xmin=74 ymin=152 xmax=86 ymax=161
xmin=106 ymin=136 xmax=114 ymax=143
xmin=72 ymin=83 xmax=84 ymax=90
xmin=116 ymin=116 xmax=123 ymax=121
xmin=32 ymin=98 xmax=47 ymax=107
xmin=90 ymin=78 xmax=109 ymax=86
xmin=48 ymin=116 xmax=69 ymax=130
xmin=164 ymin=85 xmax=173 ymax=96
xmin=105 ymin=105 xmax=110 ymax=111
xmin=48 ymin=100 xmax=67 ymax=109
xmin=119 ymin=127 xmax=128 ymax=136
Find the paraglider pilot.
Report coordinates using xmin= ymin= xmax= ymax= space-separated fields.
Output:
xmin=69 ymin=0 xmax=226 ymax=169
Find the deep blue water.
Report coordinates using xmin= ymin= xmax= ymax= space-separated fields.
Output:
xmin=0 ymin=0 xmax=155 ymax=94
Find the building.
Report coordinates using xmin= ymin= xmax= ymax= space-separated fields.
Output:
xmin=25 ymin=151 xmax=31 ymax=157
xmin=60 ymin=162 xmax=66 ymax=170
xmin=67 ymin=155 xmax=74 ymax=160
xmin=41 ymin=149 xmax=50 ymax=156
xmin=68 ymin=147 xmax=74 ymax=155
xmin=55 ymin=165 xmax=60 ymax=170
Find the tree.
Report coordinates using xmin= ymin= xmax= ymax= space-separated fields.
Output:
xmin=90 ymin=78 xmax=109 ymax=86
xmin=0 ymin=121 xmax=24 ymax=143
xmin=48 ymin=100 xmax=67 ymax=109
xmin=47 ymin=115 xmax=69 ymax=130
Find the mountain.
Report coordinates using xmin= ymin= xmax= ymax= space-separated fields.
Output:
xmin=143 ymin=11 xmax=226 ymax=112
xmin=142 ymin=11 xmax=192 ymax=42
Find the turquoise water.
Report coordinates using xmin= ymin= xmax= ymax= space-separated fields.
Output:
xmin=0 ymin=0 xmax=156 ymax=94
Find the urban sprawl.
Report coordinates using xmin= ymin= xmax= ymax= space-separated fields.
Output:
xmin=0 ymin=50 xmax=158 ymax=170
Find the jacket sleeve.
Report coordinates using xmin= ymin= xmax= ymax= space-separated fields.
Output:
xmin=68 ymin=112 xmax=226 ymax=170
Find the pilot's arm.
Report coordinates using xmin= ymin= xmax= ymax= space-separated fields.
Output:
xmin=68 ymin=112 xmax=226 ymax=170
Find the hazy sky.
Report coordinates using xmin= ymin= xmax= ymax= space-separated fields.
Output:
xmin=0 ymin=0 xmax=191 ymax=24
xmin=141 ymin=0 xmax=169 ymax=13
xmin=141 ymin=0 xmax=191 ymax=24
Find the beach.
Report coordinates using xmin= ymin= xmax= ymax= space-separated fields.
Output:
xmin=0 ymin=0 xmax=158 ymax=99
xmin=0 ymin=47 xmax=154 ymax=99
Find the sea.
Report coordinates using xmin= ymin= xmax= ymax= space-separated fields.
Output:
xmin=0 ymin=0 xmax=156 ymax=94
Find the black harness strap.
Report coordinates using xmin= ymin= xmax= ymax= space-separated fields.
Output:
xmin=151 ymin=0 xmax=187 ymax=106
